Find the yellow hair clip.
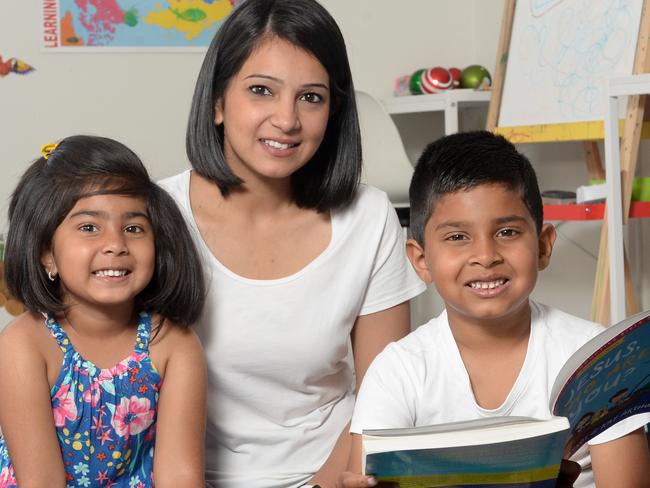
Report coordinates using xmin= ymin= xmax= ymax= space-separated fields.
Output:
xmin=41 ymin=142 xmax=58 ymax=160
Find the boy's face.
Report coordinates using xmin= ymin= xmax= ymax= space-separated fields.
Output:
xmin=407 ymin=183 xmax=556 ymax=327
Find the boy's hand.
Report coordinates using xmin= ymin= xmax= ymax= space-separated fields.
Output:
xmin=556 ymin=459 xmax=581 ymax=488
xmin=337 ymin=472 xmax=400 ymax=488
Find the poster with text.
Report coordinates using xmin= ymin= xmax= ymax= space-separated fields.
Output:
xmin=42 ymin=0 xmax=245 ymax=51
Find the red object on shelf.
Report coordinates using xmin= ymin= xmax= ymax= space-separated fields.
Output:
xmin=543 ymin=201 xmax=650 ymax=221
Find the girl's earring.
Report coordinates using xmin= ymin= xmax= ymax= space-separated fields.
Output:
xmin=47 ymin=270 xmax=57 ymax=282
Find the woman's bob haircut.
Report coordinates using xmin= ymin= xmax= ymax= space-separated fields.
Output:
xmin=186 ymin=0 xmax=362 ymax=212
xmin=5 ymin=135 xmax=205 ymax=327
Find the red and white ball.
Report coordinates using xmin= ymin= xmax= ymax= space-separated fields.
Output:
xmin=448 ymin=67 xmax=462 ymax=88
xmin=420 ymin=67 xmax=453 ymax=93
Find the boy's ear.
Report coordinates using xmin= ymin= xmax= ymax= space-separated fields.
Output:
xmin=214 ymin=98 xmax=224 ymax=125
xmin=406 ymin=238 xmax=433 ymax=284
xmin=537 ymin=223 xmax=557 ymax=271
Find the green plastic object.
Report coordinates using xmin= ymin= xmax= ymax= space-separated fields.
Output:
xmin=589 ymin=177 xmax=650 ymax=201
xmin=460 ymin=65 xmax=492 ymax=89
xmin=409 ymin=68 xmax=425 ymax=95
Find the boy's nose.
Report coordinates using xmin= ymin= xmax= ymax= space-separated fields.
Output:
xmin=469 ymin=238 xmax=503 ymax=267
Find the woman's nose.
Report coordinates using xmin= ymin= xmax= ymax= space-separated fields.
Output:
xmin=270 ymin=97 xmax=301 ymax=132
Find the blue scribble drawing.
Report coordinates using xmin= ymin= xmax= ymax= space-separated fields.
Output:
xmin=500 ymin=0 xmax=641 ymax=127
xmin=531 ymin=0 xmax=565 ymax=18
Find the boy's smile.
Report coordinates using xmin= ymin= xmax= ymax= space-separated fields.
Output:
xmin=407 ymin=183 xmax=556 ymax=329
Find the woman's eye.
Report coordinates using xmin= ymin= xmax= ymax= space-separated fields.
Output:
xmin=300 ymin=92 xmax=324 ymax=104
xmin=249 ymin=85 xmax=271 ymax=96
xmin=79 ymin=224 xmax=98 ymax=232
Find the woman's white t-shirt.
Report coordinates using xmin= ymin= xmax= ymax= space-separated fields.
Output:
xmin=160 ymin=171 xmax=426 ymax=488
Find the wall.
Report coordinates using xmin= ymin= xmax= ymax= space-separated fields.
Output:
xmin=0 ymin=0 xmax=647 ymax=327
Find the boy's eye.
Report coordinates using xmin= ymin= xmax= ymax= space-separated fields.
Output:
xmin=79 ymin=224 xmax=98 ymax=233
xmin=249 ymin=85 xmax=272 ymax=96
xmin=497 ymin=228 xmax=519 ymax=238
xmin=445 ymin=233 xmax=467 ymax=241
xmin=299 ymin=92 xmax=324 ymax=104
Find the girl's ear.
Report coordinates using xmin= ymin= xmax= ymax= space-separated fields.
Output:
xmin=214 ymin=98 xmax=224 ymax=125
xmin=406 ymin=239 xmax=433 ymax=284
xmin=41 ymin=248 xmax=57 ymax=279
xmin=537 ymin=223 xmax=557 ymax=271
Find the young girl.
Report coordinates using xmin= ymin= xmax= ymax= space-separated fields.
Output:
xmin=0 ymin=135 xmax=207 ymax=488
xmin=160 ymin=0 xmax=426 ymax=486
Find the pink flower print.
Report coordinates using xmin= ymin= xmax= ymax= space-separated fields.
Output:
xmin=83 ymin=378 xmax=101 ymax=406
xmin=98 ymin=358 xmax=130 ymax=381
xmin=111 ymin=396 xmax=154 ymax=439
xmin=0 ymin=465 xmax=16 ymax=486
xmin=52 ymin=383 xmax=78 ymax=427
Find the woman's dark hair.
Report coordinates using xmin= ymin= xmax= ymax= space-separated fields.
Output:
xmin=5 ymin=135 xmax=205 ymax=327
xmin=409 ymin=131 xmax=543 ymax=246
xmin=187 ymin=0 xmax=361 ymax=212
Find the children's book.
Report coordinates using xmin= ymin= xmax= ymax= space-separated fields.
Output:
xmin=362 ymin=309 xmax=650 ymax=488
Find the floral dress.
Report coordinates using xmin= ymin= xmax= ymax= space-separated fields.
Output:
xmin=0 ymin=312 xmax=161 ymax=488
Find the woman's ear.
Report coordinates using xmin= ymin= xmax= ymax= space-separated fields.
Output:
xmin=537 ymin=223 xmax=557 ymax=271
xmin=406 ymin=239 xmax=433 ymax=284
xmin=214 ymin=98 xmax=224 ymax=125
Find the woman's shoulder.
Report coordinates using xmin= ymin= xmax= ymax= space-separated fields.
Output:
xmin=157 ymin=169 xmax=191 ymax=197
xmin=335 ymin=184 xmax=392 ymax=223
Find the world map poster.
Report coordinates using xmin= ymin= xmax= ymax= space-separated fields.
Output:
xmin=42 ymin=0 xmax=245 ymax=50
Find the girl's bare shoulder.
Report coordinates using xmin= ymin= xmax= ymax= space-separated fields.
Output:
xmin=148 ymin=316 xmax=204 ymax=377
xmin=0 ymin=311 xmax=59 ymax=362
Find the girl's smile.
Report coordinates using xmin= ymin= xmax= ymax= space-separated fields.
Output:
xmin=42 ymin=193 xmax=155 ymax=311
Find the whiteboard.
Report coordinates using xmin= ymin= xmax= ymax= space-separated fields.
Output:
xmin=499 ymin=0 xmax=643 ymax=128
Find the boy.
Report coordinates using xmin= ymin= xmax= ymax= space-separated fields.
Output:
xmin=341 ymin=132 xmax=650 ymax=488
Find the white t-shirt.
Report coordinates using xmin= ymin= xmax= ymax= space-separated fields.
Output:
xmin=160 ymin=171 xmax=426 ymax=488
xmin=351 ymin=301 xmax=650 ymax=488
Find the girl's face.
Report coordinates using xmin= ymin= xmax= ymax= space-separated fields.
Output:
xmin=215 ymin=37 xmax=331 ymax=185
xmin=41 ymin=193 xmax=155 ymax=311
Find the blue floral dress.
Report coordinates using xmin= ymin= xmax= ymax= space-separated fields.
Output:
xmin=0 ymin=312 xmax=161 ymax=488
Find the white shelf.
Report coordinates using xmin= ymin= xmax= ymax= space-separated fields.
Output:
xmin=383 ymin=89 xmax=491 ymax=134
xmin=605 ymin=75 xmax=650 ymax=324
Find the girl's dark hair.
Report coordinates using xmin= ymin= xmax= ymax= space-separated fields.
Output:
xmin=187 ymin=0 xmax=361 ymax=212
xmin=409 ymin=131 xmax=543 ymax=246
xmin=5 ymin=135 xmax=205 ymax=327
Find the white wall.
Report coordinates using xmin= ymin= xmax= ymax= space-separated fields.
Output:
xmin=0 ymin=0 xmax=647 ymax=328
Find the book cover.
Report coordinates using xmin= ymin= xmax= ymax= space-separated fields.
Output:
xmin=551 ymin=310 xmax=650 ymax=455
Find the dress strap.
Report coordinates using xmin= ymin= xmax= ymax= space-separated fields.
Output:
xmin=43 ymin=314 xmax=73 ymax=353
xmin=134 ymin=311 xmax=152 ymax=353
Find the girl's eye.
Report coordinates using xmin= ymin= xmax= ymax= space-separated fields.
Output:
xmin=299 ymin=92 xmax=324 ymax=104
xmin=79 ymin=224 xmax=98 ymax=233
xmin=125 ymin=225 xmax=145 ymax=234
xmin=497 ymin=228 xmax=519 ymax=238
xmin=249 ymin=85 xmax=272 ymax=96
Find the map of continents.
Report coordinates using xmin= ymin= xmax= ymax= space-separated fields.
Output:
xmin=57 ymin=0 xmax=244 ymax=48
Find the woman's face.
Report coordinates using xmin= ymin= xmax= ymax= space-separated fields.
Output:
xmin=215 ymin=37 xmax=331 ymax=186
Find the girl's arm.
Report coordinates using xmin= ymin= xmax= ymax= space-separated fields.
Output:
xmin=0 ymin=318 xmax=66 ymax=488
xmin=153 ymin=326 xmax=207 ymax=487
xmin=310 ymin=302 xmax=411 ymax=488
xmin=590 ymin=427 xmax=650 ymax=487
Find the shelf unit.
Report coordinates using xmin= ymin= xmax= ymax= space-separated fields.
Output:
xmin=383 ymin=89 xmax=491 ymax=135
xmin=544 ymin=201 xmax=650 ymax=221
xmin=604 ymin=73 xmax=650 ymax=323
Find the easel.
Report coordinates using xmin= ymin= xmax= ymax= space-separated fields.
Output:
xmin=486 ymin=0 xmax=650 ymax=325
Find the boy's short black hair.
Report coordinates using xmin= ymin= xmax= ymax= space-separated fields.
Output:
xmin=186 ymin=0 xmax=361 ymax=212
xmin=409 ymin=131 xmax=543 ymax=245
xmin=6 ymin=135 xmax=205 ymax=327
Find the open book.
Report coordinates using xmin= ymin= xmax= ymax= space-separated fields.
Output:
xmin=363 ymin=309 xmax=650 ymax=487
